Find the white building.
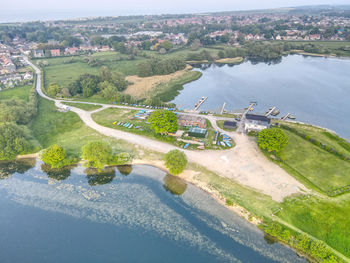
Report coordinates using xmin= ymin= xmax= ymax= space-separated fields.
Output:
xmin=244 ymin=114 xmax=270 ymax=132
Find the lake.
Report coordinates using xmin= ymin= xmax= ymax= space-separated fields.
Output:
xmin=0 ymin=159 xmax=306 ymax=263
xmin=172 ymin=55 xmax=350 ymax=139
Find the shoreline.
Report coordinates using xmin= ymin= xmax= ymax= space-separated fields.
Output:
xmin=132 ymin=158 xmax=261 ymax=225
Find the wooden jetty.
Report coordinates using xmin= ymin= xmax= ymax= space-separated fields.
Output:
xmin=194 ymin=96 xmax=208 ymax=111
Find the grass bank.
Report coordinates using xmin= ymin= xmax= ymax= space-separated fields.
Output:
xmin=0 ymin=85 xmax=32 ymax=101
xmin=31 ymin=98 xmax=137 ymax=158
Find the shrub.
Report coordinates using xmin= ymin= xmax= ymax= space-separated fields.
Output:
xmin=164 ymin=149 xmax=187 ymax=175
xmin=258 ymin=128 xmax=288 ymax=155
xmin=226 ymin=199 xmax=234 ymax=206
xmin=82 ymin=141 xmax=113 ymax=170
xmin=40 ymin=144 xmax=67 ymax=168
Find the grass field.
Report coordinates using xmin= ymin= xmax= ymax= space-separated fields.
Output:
xmin=281 ymin=129 xmax=350 ymax=193
xmin=0 ymin=85 xmax=32 ymax=101
xmin=31 ymin=98 xmax=137 ymax=157
xmin=279 ymin=121 xmax=350 ymax=157
xmin=61 ymin=102 xmax=102 ymax=111
xmin=278 ymin=194 xmax=350 ymax=258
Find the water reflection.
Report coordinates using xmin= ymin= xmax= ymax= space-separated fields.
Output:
xmin=85 ymin=167 xmax=116 ymax=186
xmin=0 ymin=160 xmax=306 ymax=262
xmin=116 ymin=165 xmax=133 ymax=176
xmin=41 ymin=163 xmax=75 ymax=181
xmin=163 ymin=174 xmax=187 ymax=195
xmin=0 ymin=158 xmax=36 ymax=179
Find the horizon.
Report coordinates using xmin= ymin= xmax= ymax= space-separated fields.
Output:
xmin=1 ymin=1 xmax=350 ymax=23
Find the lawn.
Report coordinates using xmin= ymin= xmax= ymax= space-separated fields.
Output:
xmin=31 ymin=98 xmax=137 ymax=157
xmin=36 ymin=51 xmax=147 ymax=89
xmin=0 ymin=85 xmax=32 ymax=101
xmin=61 ymin=101 xmax=102 ymax=111
xmin=279 ymin=121 xmax=350 ymax=157
xmin=278 ymin=194 xmax=350 ymax=258
xmin=281 ymin=129 xmax=350 ymax=194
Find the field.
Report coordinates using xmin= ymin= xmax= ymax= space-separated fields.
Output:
xmin=31 ymin=98 xmax=137 ymax=157
xmin=278 ymin=194 xmax=350 ymax=258
xmin=0 ymin=85 xmax=32 ymax=101
xmin=280 ymin=129 xmax=350 ymax=193
xmin=61 ymin=101 xmax=102 ymax=111
xmin=124 ymin=65 xmax=197 ymax=100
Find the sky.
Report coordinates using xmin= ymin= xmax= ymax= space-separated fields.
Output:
xmin=1 ymin=0 xmax=350 ymax=22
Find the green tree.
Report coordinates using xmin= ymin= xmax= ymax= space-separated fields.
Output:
xmin=148 ymin=110 xmax=178 ymax=134
xmin=164 ymin=150 xmax=188 ymax=175
xmin=101 ymin=83 xmax=121 ymax=102
xmin=0 ymin=123 xmax=30 ymax=160
xmin=40 ymin=144 xmax=66 ymax=168
xmin=159 ymin=40 xmax=173 ymax=51
xmin=258 ymin=128 xmax=288 ymax=155
xmin=47 ymin=83 xmax=62 ymax=97
xmin=99 ymin=66 xmax=112 ymax=82
xmin=82 ymin=141 xmax=113 ymax=170
xmin=111 ymin=72 xmax=128 ymax=92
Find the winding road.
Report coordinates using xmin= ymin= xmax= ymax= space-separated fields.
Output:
xmin=26 ymin=56 xmax=308 ymax=202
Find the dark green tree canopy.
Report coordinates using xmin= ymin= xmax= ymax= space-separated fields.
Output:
xmin=0 ymin=123 xmax=30 ymax=160
xmin=148 ymin=110 xmax=178 ymax=134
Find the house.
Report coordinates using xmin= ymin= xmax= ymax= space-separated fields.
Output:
xmin=223 ymin=121 xmax=237 ymax=130
xmin=244 ymin=114 xmax=270 ymax=132
xmin=177 ymin=115 xmax=206 ymax=129
xmin=23 ymin=72 xmax=33 ymax=80
xmin=65 ymin=47 xmax=79 ymax=55
xmin=50 ymin=49 xmax=61 ymax=57
xmin=33 ymin=49 xmax=45 ymax=58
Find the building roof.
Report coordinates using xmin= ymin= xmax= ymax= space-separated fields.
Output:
xmin=188 ymin=127 xmax=207 ymax=134
xmin=246 ymin=114 xmax=270 ymax=124
xmin=223 ymin=121 xmax=237 ymax=127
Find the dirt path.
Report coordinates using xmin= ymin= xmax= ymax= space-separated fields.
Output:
xmin=27 ymin=56 xmax=308 ymax=202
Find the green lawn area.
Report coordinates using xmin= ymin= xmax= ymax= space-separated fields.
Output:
xmin=61 ymin=101 xmax=102 ymax=111
xmin=281 ymin=129 xmax=350 ymax=194
xmin=31 ymin=98 xmax=137 ymax=158
xmin=278 ymin=194 xmax=350 ymax=258
xmin=279 ymin=121 xmax=350 ymax=156
xmin=91 ymin=107 xmax=188 ymax=147
xmin=0 ymin=85 xmax=32 ymax=101
xmin=35 ymin=51 xmax=147 ymax=89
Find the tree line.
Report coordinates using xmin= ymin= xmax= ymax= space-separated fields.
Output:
xmin=137 ymin=57 xmax=186 ymax=77
xmin=0 ymin=83 xmax=38 ymax=160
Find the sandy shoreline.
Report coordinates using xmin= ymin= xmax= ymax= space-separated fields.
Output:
xmin=132 ymin=158 xmax=261 ymax=225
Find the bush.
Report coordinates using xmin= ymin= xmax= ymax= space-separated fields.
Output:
xmin=258 ymin=128 xmax=288 ymax=155
xmin=164 ymin=149 xmax=187 ymax=175
xmin=82 ymin=141 xmax=113 ymax=170
xmin=40 ymin=144 xmax=67 ymax=168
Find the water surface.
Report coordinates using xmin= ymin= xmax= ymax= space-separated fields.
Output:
xmin=0 ymin=159 xmax=306 ymax=263
xmin=172 ymin=55 xmax=350 ymax=139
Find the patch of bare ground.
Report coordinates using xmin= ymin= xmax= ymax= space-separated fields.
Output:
xmin=124 ymin=65 xmax=193 ymax=100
